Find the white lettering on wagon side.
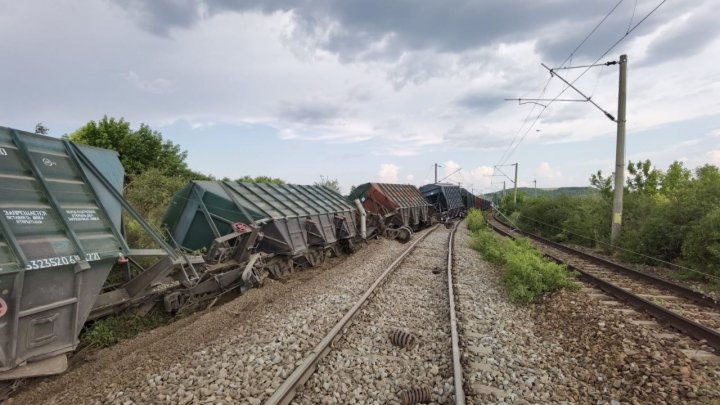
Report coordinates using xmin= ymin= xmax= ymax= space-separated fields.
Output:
xmin=3 ymin=209 xmax=48 ymax=225
xmin=24 ymin=252 xmax=102 ymax=270
xmin=66 ymin=209 xmax=100 ymax=222
xmin=0 ymin=147 xmax=7 ymax=156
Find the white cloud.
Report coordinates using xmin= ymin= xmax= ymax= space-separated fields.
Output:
xmin=124 ymin=71 xmax=172 ymax=94
xmin=535 ymin=162 xmax=563 ymax=186
xmin=406 ymin=174 xmax=414 ymax=182
xmin=378 ymin=163 xmax=400 ymax=183
xmin=707 ymin=150 xmax=720 ymax=165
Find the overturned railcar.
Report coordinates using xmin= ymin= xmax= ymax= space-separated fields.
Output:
xmin=459 ymin=188 xmax=475 ymax=210
xmin=163 ymin=181 xmax=361 ymax=277
xmin=419 ymin=183 xmax=465 ymax=221
xmin=0 ymin=126 xmax=204 ymax=380
xmin=348 ymin=183 xmax=432 ymax=242
xmin=475 ymin=195 xmax=493 ymax=211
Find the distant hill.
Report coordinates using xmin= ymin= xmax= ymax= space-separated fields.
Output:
xmin=482 ymin=187 xmax=598 ymax=199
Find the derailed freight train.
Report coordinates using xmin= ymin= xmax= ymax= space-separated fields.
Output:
xmin=0 ymin=124 xmax=481 ymax=380
xmin=420 ymin=183 xmax=466 ymax=221
xmin=348 ymin=182 xmax=434 ymax=243
xmin=162 ymin=180 xmax=365 ymax=283
xmin=0 ymin=132 xmax=374 ymax=380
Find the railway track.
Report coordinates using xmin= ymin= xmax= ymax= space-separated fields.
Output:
xmin=487 ymin=213 xmax=720 ymax=353
xmin=266 ymin=222 xmax=466 ymax=404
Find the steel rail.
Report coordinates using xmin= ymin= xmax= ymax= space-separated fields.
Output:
xmin=265 ymin=225 xmax=440 ymax=405
xmin=446 ymin=221 xmax=466 ymax=404
xmin=487 ymin=217 xmax=720 ymax=351
xmin=493 ymin=214 xmax=720 ymax=309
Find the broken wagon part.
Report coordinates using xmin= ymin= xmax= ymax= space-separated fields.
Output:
xmin=398 ymin=386 xmax=432 ymax=405
xmin=348 ymin=183 xmax=433 ymax=242
xmin=384 ymin=226 xmax=414 ymax=243
xmin=388 ymin=329 xmax=418 ymax=349
xmin=419 ymin=183 xmax=466 ymax=221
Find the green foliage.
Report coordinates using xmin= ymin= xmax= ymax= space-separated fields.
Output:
xmin=682 ymin=206 xmax=720 ymax=276
xmin=502 ymin=160 xmax=720 ymax=280
xmin=81 ymin=310 xmax=170 ymax=348
xmin=122 ymin=168 xmax=189 ymax=249
xmin=236 ymin=175 xmax=285 ymax=184
xmin=315 ymin=175 xmax=341 ymax=193
xmin=466 ymin=208 xmax=485 ymax=232
xmin=590 ymin=170 xmax=613 ymax=199
xmin=468 ymin=225 xmax=578 ymax=303
xmin=627 ymin=159 xmax=663 ymax=194
xmin=501 ymin=239 xmax=578 ymax=304
xmin=70 ymin=116 xmax=204 ymax=181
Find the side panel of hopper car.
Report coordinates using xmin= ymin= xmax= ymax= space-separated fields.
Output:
xmin=164 ymin=182 xmax=245 ymax=252
xmin=164 ymin=181 xmax=357 ymax=257
xmin=229 ymin=183 xmax=358 ymax=254
xmin=374 ymin=183 xmax=431 ymax=228
xmin=0 ymin=128 xmax=124 ymax=374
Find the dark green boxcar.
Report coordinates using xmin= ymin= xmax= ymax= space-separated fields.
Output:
xmin=163 ymin=181 xmax=358 ymax=256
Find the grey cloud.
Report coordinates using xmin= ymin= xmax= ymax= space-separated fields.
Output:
xmin=121 ymin=0 xmax=205 ymax=36
xmin=454 ymin=91 xmax=505 ymax=112
xmin=443 ymin=124 xmax=509 ymax=149
xmin=277 ymin=100 xmax=350 ymax=125
xmin=643 ymin=10 xmax=720 ymax=65
xmin=113 ymin=0 xmax=696 ymax=62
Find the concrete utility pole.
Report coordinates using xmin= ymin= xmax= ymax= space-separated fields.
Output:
xmin=513 ymin=163 xmax=518 ymax=204
xmin=611 ymin=54 xmax=628 ymax=244
xmin=502 ymin=181 xmax=506 ymax=201
xmin=533 ymin=179 xmax=537 ymax=197
xmin=434 ymin=163 xmax=442 ymax=183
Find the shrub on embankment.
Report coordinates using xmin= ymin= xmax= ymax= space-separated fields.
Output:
xmin=495 ymin=161 xmax=720 ymax=282
xmin=466 ymin=209 xmax=578 ymax=304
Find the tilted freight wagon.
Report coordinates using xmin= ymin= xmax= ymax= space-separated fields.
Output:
xmin=163 ymin=181 xmax=362 ymax=278
xmin=459 ymin=187 xmax=475 ymax=210
xmin=347 ymin=183 xmax=432 ymax=242
xmin=419 ymin=183 xmax=465 ymax=221
xmin=0 ymin=126 xmax=207 ymax=380
xmin=474 ymin=195 xmax=493 ymax=211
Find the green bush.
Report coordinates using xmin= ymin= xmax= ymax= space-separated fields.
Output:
xmin=466 ymin=208 xmax=485 ymax=232
xmin=681 ymin=206 xmax=720 ymax=278
xmin=468 ymin=225 xmax=578 ymax=303
xmin=81 ymin=310 xmax=170 ymax=348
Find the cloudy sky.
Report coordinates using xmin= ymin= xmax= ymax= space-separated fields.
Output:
xmin=1 ymin=0 xmax=719 ymax=194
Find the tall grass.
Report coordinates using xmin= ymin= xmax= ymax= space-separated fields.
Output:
xmin=467 ymin=209 xmax=578 ymax=303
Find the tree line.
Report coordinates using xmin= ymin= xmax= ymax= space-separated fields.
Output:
xmin=498 ymin=159 xmax=720 ymax=281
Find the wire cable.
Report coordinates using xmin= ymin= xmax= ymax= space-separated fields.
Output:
xmin=498 ymin=0 xmax=668 ymax=167
xmin=496 ymin=0 xmax=626 ymax=167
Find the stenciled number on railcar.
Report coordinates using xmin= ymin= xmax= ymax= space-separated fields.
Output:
xmin=24 ymin=252 xmax=102 ymax=270
xmin=0 ymin=148 xmax=7 ymax=156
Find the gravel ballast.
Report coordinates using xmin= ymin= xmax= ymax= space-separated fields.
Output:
xmin=293 ymin=225 xmax=454 ymax=404
xmin=457 ymin=220 xmax=720 ymax=404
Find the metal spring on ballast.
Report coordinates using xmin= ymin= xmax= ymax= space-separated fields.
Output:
xmin=398 ymin=387 xmax=432 ymax=405
xmin=389 ymin=329 xmax=417 ymax=349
